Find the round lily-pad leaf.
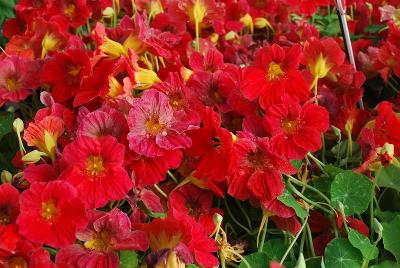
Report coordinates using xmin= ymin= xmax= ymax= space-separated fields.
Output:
xmin=330 ymin=171 xmax=374 ymax=215
xmin=324 ymin=237 xmax=362 ymax=268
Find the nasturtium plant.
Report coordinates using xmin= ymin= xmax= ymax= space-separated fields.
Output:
xmin=1 ymin=0 xmax=400 ymax=267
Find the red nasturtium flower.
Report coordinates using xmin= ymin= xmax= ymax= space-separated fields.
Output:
xmin=139 ymin=209 xmax=219 ymax=268
xmin=126 ymin=149 xmax=183 ymax=188
xmin=56 ymin=209 xmax=149 ymax=268
xmin=228 ymin=132 xmax=296 ymax=205
xmin=168 ymin=184 xmax=222 ymax=234
xmin=60 ymin=135 xmax=133 ymax=208
xmin=0 ymin=225 xmax=20 ymax=258
xmin=127 ymin=89 xmax=193 ymax=157
xmin=186 ymin=107 xmax=236 ymax=197
xmin=41 ymin=48 xmax=91 ymax=102
xmin=16 ymin=181 xmax=87 ymax=248
xmin=0 ymin=238 xmax=54 ymax=268
xmin=263 ymin=98 xmax=330 ymax=159
xmin=241 ymin=44 xmax=309 ymax=108
xmin=302 ymin=37 xmax=346 ymax=88
xmin=0 ymin=183 xmax=20 ymax=226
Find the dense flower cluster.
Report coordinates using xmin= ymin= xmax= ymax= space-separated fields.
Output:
xmin=1 ymin=0 xmax=400 ymax=267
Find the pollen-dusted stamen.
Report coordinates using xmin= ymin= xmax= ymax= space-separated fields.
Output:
xmin=67 ymin=64 xmax=81 ymax=76
xmin=84 ymin=231 xmax=110 ymax=252
xmin=0 ymin=210 xmax=10 ymax=225
xmin=87 ymin=155 xmax=105 ymax=177
xmin=247 ymin=150 xmax=265 ymax=169
xmin=7 ymin=256 xmax=28 ymax=268
xmin=145 ymin=115 xmax=165 ymax=135
xmin=282 ymin=119 xmax=299 ymax=134
xmin=267 ymin=61 xmax=284 ymax=81
xmin=5 ymin=75 xmax=20 ymax=92
xmin=64 ymin=3 xmax=76 ymax=17
xmin=41 ymin=199 xmax=58 ymax=221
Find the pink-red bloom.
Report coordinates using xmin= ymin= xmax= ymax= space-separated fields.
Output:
xmin=127 ymin=89 xmax=193 ymax=157
xmin=56 ymin=208 xmax=149 ymax=268
xmin=139 ymin=209 xmax=219 ymax=268
xmin=0 ymin=56 xmax=41 ymax=106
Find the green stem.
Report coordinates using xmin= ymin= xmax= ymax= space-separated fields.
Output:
xmin=287 ymin=181 xmax=333 ymax=215
xmin=223 ymin=199 xmax=252 ymax=235
xmin=306 ymin=223 xmax=316 ymax=257
xmin=153 ymin=184 xmax=168 ymax=199
xmin=279 ymin=215 xmax=309 ymax=265
xmin=167 ymin=170 xmax=178 ymax=183
xmin=235 ymin=200 xmax=252 ymax=230
xmin=307 ymin=152 xmax=325 ymax=168
xmin=286 ymin=175 xmax=331 ymax=204
xmin=195 ymin=21 xmax=200 ymax=51
xmin=258 ymin=216 xmax=268 ymax=253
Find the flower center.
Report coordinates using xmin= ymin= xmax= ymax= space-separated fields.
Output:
xmin=8 ymin=256 xmax=28 ymax=268
xmin=145 ymin=115 xmax=165 ymax=135
xmin=247 ymin=150 xmax=265 ymax=169
xmin=267 ymin=62 xmax=284 ymax=81
xmin=6 ymin=76 xmax=20 ymax=92
xmin=0 ymin=210 xmax=10 ymax=225
xmin=67 ymin=64 xmax=81 ymax=76
xmin=64 ymin=3 xmax=75 ymax=17
xmin=282 ymin=119 xmax=299 ymax=134
xmin=169 ymin=93 xmax=184 ymax=110
xmin=41 ymin=199 xmax=58 ymax=221
xmin=87 ymin=155 xmax=105 ymax=177
xmin=84 ymin=231 xmax=110 ymax=252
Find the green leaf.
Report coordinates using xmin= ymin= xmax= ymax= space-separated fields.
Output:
xmin=262 ymin=239 xmax=287 ymax=261
xmin=323 ymin=165 xmax=344 ymax=179
xmin=0 ymin=113 xmax=14 ymax=141
xmin=364 ymin=24 xmax=386 ymax=34
xmin=348 ymin=229 xmax=378 ymax=261
xmin=290 ymin=160 xmax=303 ymax=170
xmin=239 ymin=252 xmax=270 ymax=268
xmin=277 ymin=189 xmax=308 ymax=220
xmin=330 ymin=171 xmax=374 ymax=215
xmin=375 ymin=210 xmax=400 ymax=222
xmin=187 ymin=265 xmax=200 ymax=268
xmin=370 ymin=261 xmax=400 ymax=268
xmin=324 ymin=238 xmax=362 ymax=268
xmin=382 ymin=215 xmax=400 ymax=262
xmin=119 ymin=251 xmax=138 ymax=268
xmin=376 ymin=164 xmax=400 ymax=192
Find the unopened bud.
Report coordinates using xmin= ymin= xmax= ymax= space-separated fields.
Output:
xmin=13 ymin=118 xmax=24 ymax=133
xmin=1 ymin=170 xmax=12 ymax=183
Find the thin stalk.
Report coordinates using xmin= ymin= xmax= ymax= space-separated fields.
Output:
xmin=223 ymin=199 xmax=252 ymax=235
xmin=286 ymin=175 xmax=331 ymax=204
xmin=307 ymin=152 xmax=325 ymax=168
xmin=235 ymin=200 xmax=252 ymax=230
xmin=257 ymin=215 xmax=268 ymax=252
xmin=154 ymin=184 xmax=168 ymax=199
xmin=167 ymin=170 xmax=178 ymax=183
xmin=306 ymin=223 xmax=316 ymax=257
xmin=287 ymin=181 xmax=333 ymax=215
xmin=279 ymin=216 xmax=309 ymax=265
